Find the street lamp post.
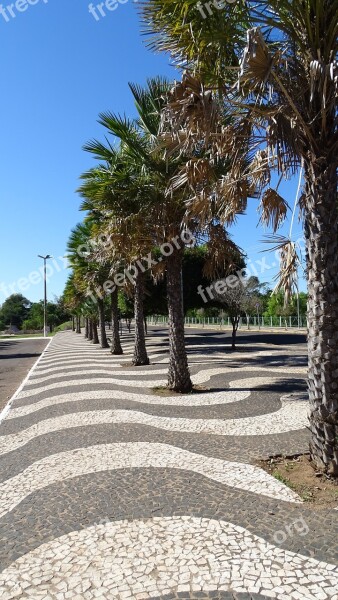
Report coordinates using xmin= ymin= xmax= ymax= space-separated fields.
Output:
xmin=38 ymin=254 xmax=52 ymax=338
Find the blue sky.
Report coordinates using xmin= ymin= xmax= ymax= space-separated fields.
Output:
xmin=0 ymin=0 xmax=305 ymax=304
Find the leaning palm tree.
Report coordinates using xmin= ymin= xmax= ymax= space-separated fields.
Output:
xmin=141 ymin=0 xmax=338 ymax=475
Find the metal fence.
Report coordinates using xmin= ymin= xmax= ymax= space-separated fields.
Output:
xmin=147 ymin=315 xmax=307 ymax=329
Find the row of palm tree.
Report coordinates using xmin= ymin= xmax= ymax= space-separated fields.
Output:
xmin=64 ymin=0 xmax=337 ymax=476
xmin=64 ymin=78 xmax=241 ymax=391
xmin=140 ymin=0 xmax=338 ymax=476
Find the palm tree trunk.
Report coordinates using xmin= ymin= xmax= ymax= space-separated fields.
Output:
xmin=85 ymin=318 xmax=89 ymax=339
xmin=132 ymin=270 xmax=149 ymax=366
xmin=166 ymin=248 xmax=192 ymax=392
xmin=111 ymin=287 xmax=123 ymax=355
xmin=98 ymin=299 xmax=109 ymax=349
xmin=72 ymin=316 xmax=75 ymax=332
xmin=92 ymin=318 xmax=99 ymax=345
xmin=88 ymin=319 xmax=93 ymax=341
xmin=305 ymin=159 xmax=338 ymax=476
xmin=76 ymin=315 xmax=81 ymax=334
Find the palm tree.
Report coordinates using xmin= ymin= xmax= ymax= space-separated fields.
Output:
xmin=66 ymin=222 xmax=110 ymax=349
xmin=63 ymin=274 xmax=85 ymax=335
xmin=82 ymin=79 xmax=194 ymax=390
xmin=79 ymin=155 xmax=151 ymax=366
xmin=78 ymin=176 xmax=124 ymax=355
xmin=141 ymin=0 xmax=338 ymax=475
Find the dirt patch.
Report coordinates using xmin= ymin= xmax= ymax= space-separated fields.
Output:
xmin=152 ymin=385 xmax=209 ymax=397
xmin=259 ymin=454 xmax=338 ymax=509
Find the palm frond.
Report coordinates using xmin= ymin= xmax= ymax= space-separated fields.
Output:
xmin=258 ymin=188 xmax=289 ymax=232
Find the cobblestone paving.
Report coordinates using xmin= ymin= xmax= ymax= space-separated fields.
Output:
xmin=0 ymin=329 xmax=337 ymax=600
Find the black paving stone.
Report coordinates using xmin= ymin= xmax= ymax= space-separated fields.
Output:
xmin=0 ymin=469 xmax=337 ymax=572
xmin=1 ymin=328 xmax=332 ymax=598
xmin=0 ymin=393 xmax=285 ymax=435
xmin=0 ymin=423 xmax=310 ymax=483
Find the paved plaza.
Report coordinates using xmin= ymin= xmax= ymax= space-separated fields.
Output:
xmin=0 ymin=329 xmax=337 ymax=599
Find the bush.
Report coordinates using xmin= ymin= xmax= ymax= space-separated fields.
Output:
xmin=22 ymin=318 xmax=43 ymax=331
xmin=54 ymin=321 xmax=73 ymax=332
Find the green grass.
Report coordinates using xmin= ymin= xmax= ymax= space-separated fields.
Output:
xmin=272 ymin=469 xmax=314 ymax=502
xmin=272 ymin=470 xmax=292 ymax=487
xmin=0 ymin=333 xmax=45 ymax=339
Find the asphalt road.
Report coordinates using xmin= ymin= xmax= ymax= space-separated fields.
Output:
xmin=0 ymin=339 xmax=48 ymax=412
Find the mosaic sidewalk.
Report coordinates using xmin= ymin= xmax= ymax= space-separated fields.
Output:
xmin=0 ymin=329 xmax=337 ymax=600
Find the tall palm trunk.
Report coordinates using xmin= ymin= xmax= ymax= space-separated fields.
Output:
xmin=111 ymin=287 xmax=123 ymax=355
xmin=132 ymin=270 xmax=149 ymax=366
xmin=85 ymin=317 xmax=89 ymax=339
xmin=305 ymin=159 xmax=338 ymax=476
xmin=72 ymin=316 xmax=75 ymax=332
xmin=166 ymin=248 xmax=192 ymax=392
xmin=76 ymin=315 xmax=81 ymax=334
xmin=88 ymin=319 xmax=93 ymax=341
xmin=92 ymin=318 xmax=99 ymax=345
xmin=98 ymin=299 xmax=109 ymax=349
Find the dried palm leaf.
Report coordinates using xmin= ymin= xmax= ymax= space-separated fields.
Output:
xmin=258 ymin=188 xmax=289 ymax=232
xmin=239 ymin=28 xmax=277 ymax=93
xmin=203 ymin=223 xmax=244 ymax=280
xmin=263 ymin=235 xmax=300 ymax=307
xmin=249 ymin=149 xmax=271 ymax=189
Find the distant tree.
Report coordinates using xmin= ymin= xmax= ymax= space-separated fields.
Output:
xmin=264 ymin=291 xmax=308 ymax=320
xmin=213 ymin=276 xmax=264 ymax=349
xmin=142 ymin=245 xmax=245 ymax=319
xmin=118 ymin=291 xmax=133 ymax=333
xmin=22 ymin=298 xmax=71 ymax=332
xmin=182 ymin=246 xmax=212 ymax=314
xmin=240 ymin=277 xmax=269 ymax=326
xmin=265 ymin=293 xmax=289 ymax=319
xmin=144 ymin=277 xmax=167 ymax=318
xmin=46 ymin=297 xmax=72 ymax=331
xmin=0 ymin=294 xmax=31 ymax=330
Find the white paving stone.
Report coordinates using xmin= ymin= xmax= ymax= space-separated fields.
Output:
xmin=0 ymin=442 xmax=301 ymax=517
xmin=30 ymin=355 xmax=226 ymax=377
xmin=18 ymin=366 xmax=306 ymax=399
xmin=27 ymin=367 xmax=170 ymax=385
xmin=30 ymin=363 xmax=124 ymax=377
xmin=28 ymin=364 xmax=302 ymax=387
xmin=0 ymin=398 xmax=309 ymax=456
xmin=7 ymin=388 xmax=251 ymax=420
xmin=0 ymin=517 xmax=336 ymax=599
xmin=0 ymin=331 xmax=315 ymax=595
